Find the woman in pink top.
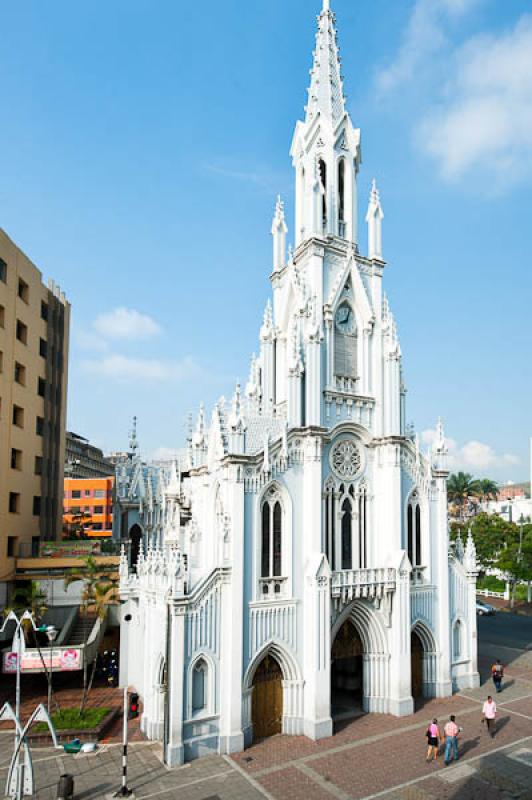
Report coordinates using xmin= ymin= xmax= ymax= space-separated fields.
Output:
xmin=482 ymin=695 xmax=497 ymax=738
xmin=425 ymin=718 xmax=441 ymax=762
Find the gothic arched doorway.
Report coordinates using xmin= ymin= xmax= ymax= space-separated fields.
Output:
xmin=411 ymin=631 xmax=424 ymax=700
xmin=331 ymin=620 xmax=363 ymax=718
xmin=251 ymin=655 xmax=283 ymax=741
xmin=129 ymin=524 xmax=142 ymax=572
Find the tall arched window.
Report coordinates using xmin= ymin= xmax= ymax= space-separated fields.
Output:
xmin=319 ymin=159 xmax=327 ymax=232
xmin=453 ymin=620 xmax=462 ymax=660
xmin=407 ymin=493 xmax=422 ymax=567
xmin=192 ymin=659 xmax=207 ymax=713
xmin=358 ymin=485 xmax=367 ymax=569
xmin=261 ymin=489 xmax=283 ymax=579
xmin=338 ymin=159 xmax=346 ymax=237
xmin=341 ymin=498 xmax=352 ymax=569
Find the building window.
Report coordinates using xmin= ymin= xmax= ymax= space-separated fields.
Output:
xmin=14 ymin=361 xmax=26 ymax=386
xmin=33 ymin=496 xmax=41 ymax=516
xmin=13 ymin=405 xmax=24 ymax=428
xmin=261 ymin=495 xmax=282 ymax=578
xmin=91 ymin=523 xmax=103 ymax=531
xmin=191 ymin=659 xmax=207 ymax=714
xmin=16 ymin=319 xmax=28 ymax=345
xmin=72 ymin=490 xmax=81 ymax=499
xmin=37 ymin=377 xmax=46 ymax=397
xmin=453 ymin=620 xmax=462 ymax=660
xmin=0 ymin=350 xmax=3 ymax=373
xmin=94 ymin=505 xmax=104 ymax=514
xmin=39 ymin=338 xmax=47 ymax=358
xmin=338 ymin=158 xmax=346 ymax=236
xmin=9 ymin=493 xmax=20 ymax=514
xmin=0 ymin=258 xmax=6 ymax=283
xmin=18 ymin=278 xmax=29 ymax=303
xmin=0 ymin=304 xmax=5 ymax=327
xmin=319 ymin=158 xmax=327 ymax=231
xmin=70 ymin=506 xmax=81 ymax=514
xmin=84 ymin=490 xmax=91 ymax=497
xmin=36 ymin=416 xmax=44 ymax=436
xmin=10 ymin=449 xmax=22 ymax=470
xmin=7 ymin=537 xmax=18 ymax=557
xmin=341 ymin=497 xmax=352 ymax=569
xmin=41 ymin=301 xmax=48 ymax=321
xmin=325 ymin=479 xmax=368 ymax=571
xmin=407 ymin=493 xmax=422 ymax=567
xmin=94 ymin=489 xmax=105 ymax=498
xmin=35 ymin=455 xmax=43 ymax=475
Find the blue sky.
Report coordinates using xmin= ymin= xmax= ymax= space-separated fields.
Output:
xmin=1 ymin=0 xmax=531 ymax=482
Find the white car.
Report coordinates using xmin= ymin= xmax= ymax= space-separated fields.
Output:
xmin=476 ymin=601 xmax=496 ymax=616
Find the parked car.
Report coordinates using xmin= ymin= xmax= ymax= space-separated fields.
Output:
xmin=476 ymin=601 xmax=496 ymax=616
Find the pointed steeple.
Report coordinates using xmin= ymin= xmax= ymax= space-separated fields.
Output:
xmin=261 ymin=299 xmax=274 ymax=340
xmin=271 ymin=195 xmax=288 ymax=272
xmin=366 ymin=178 xmax=384 ymax=260
xmin=306 ymin=1 xmax=345 ymax=125
xmin=129 ymin=416 xmax=139 ymax=455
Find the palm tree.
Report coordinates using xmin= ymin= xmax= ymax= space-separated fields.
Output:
xmin=447 ymin=472 xmax=481 ymax=520
xmin=64 ymin=556 xmax=116 ymax=714
xmin=477 ymin=478 xmax=499 ymax=505
xmin=81 ymin=576 xmax=120 ymax=711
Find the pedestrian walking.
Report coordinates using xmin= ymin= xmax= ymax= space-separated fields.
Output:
xmin=482 ymin=695 xmax=497 ymax=738
xmin=425 ymin=718 xmax=441 ymax=762
xmin=491 ymin=659 xmax=504 ymax=692
xmin=443 ymin=715 xmax=460 ymax=765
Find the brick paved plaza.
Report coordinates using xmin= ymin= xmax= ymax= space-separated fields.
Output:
xmin=1 ymin=615 xmax=531 ymax=799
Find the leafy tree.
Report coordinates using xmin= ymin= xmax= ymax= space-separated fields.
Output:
xmin=495 ymin=522 xmax=532 ymax=608
xmin=447 ymin=472 xmax=481 ymax=519
xmin=63 ymin=510 xmax=93 ymax=540
xmin=451 ymin=513 xmax=517 ymax=574
xmin=82 ymin=576 xmax=120 ymax=708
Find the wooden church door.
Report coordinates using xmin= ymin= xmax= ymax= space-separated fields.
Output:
xmin=252 ymin=655 xmax=283 ymax=740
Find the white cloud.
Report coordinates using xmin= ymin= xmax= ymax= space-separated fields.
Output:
xmin=376 ymin=0 xmax=481 ymax=94
xmin=74 ymin=328 xmax=110 ymax=353
xmin=93 ymin=307 xmax=161 ymax=341
xmin=82 ymin=354 xmax=202 ymax=384
xmin=418 ymin=15 xmax=532 ymax=182
xmin=421 ymin=428 xmax=520 ymax=473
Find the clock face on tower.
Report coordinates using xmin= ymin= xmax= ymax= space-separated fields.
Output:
xmin=335 ymin=304 xmax=355 ymax=334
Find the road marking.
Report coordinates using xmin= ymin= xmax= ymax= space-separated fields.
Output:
xmin=295 ymin=762 xmax=351 ymax=800
xmin=223 ymin=755 xmax=276 ymax=800
xmin=139 ymin=768 xmax=235 ymax=799
xmin=359 ymin=735 xmax=532 ymax=800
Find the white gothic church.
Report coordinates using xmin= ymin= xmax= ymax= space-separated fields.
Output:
xmin=118 ymin=0 xmax=480 ymax=765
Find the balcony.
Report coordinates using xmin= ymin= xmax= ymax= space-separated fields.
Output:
xmin=331 ymin=567 xmax=396 ymax=604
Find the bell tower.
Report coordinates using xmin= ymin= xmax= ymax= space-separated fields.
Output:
xmin=290 ymin=0 xmax=361 ymax=247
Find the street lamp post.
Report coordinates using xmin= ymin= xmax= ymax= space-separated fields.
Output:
xmin=45 ymin=625 xmax=58 ymax=716
xmin=1 ymin=610 xmax=41 ymax=800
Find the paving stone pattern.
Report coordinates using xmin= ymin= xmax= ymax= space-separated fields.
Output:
xmin=1 ymin=628 xmax=532 ymax=799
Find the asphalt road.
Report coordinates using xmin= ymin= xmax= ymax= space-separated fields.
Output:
xmin=478 ymin=610 xmax=532 ymax=652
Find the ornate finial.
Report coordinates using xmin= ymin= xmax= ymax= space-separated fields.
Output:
xmin=323 ymin=0 xmax=330 ymax=12
xmin=465 ymin=527 xmax=478 ymax=574
xmin=288 ymin=244 xmax=294 ymax=263
xmin=129 ymin=416 xmax=138 ymax=453
xmin=192 ymin=403 xmax=206 ymax=448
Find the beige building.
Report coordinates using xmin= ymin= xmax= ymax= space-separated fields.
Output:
xmin=0 ymin=229 xmax=70 ymax=602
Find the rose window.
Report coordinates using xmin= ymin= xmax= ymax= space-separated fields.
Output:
xmin=330 ymin=440 xmax=362 ymax=479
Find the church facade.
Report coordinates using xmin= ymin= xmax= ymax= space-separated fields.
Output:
xmin=118 ymin=0 xmax=479 ymax=766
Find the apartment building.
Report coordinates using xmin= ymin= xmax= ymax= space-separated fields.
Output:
xmin=0 ymin=229 xmax=70 ymax=600
xmin=63 ymin=476 xmax=114 ymax=537
xmin=65 ymin=431 xmax=115 ymax=478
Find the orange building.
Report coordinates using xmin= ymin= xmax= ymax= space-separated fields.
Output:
xmin=63 ymin=476 xmax=114 ymax=538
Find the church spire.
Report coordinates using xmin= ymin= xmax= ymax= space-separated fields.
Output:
xmin=305 ymin=0 xmax=345 ymax=125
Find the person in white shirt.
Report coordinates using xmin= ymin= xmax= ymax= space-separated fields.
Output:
xmin=482 ymin=695 xmax=497 ymax=738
